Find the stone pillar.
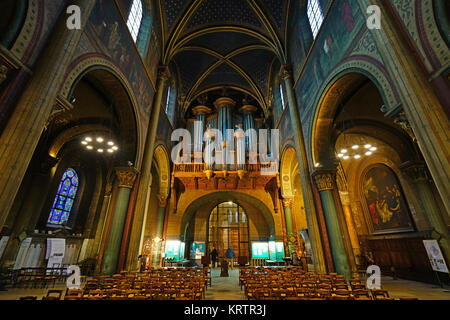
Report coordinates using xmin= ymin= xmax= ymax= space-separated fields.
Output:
xmin=214 ymin=97 xmax=236 ymax=171
xmin=0 ymin=0 xmax=96 ymax=231
xmin=192 ymin=105 xmax=211 ymax=163
xmin=400 ymin=161 xmax=450 ymax=262
xmin=282 ymin=197 xmax=297 ymax=255
xmin=312 ymin=169 xmax=351 ymax=280
xmin=356 ymin=0 xmax=450 ymax=215
xmin=280 ymin=65 xmax=326 ymax=273
xmin=101 ymin=167 xmax=138 ymax=275
xmin=125 ymin=67 xmax=170 ymax=271
xmin=240 ymin=104 xmax=258 ymax=163
xmin=151 ymin=196 xmax=167 ymax=267
xmin=338 ymin=191 xmax=361 ymax=262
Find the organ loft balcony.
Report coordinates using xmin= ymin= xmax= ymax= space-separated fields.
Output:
xmin=172 ymin=151 xmax=279 ymax=191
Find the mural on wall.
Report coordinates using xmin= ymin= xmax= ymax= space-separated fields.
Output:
xmin=278 ymin=110 xmax=294 ymax=149
xmin=293 ymin=0 xmax=364 ymax=115
xmin=362 ymin=165 xmax=414 ymax=234
xmin=83 ymin=0 xmax=156 ymax=118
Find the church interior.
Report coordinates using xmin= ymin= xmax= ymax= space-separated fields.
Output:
xmin=0 ymin=0 xmax=449 ymax=302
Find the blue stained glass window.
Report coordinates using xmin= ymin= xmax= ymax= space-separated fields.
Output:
xmin=47 ymin=168 xmax=79 ymax=225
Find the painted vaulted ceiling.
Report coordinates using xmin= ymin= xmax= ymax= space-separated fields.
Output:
xmin=157 ymin=0 xmax=292 ymax=116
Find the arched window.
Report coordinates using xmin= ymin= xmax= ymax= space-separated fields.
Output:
xmin=127 ymin=0 xmax=143 ymax=42
xmin=165 ymin=86 xmax=171 ymax=115
xmin=280 ymin=83 xmax=286 ymax=110
xmin=47 ymin=168 xmax=79 ymax=226
xmin=307 ymin=0 xmax=324 ymax=39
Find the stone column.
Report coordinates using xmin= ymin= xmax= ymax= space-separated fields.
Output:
xmin=125 ymin=67 xmax=169 ymax=271
xmin=400 ymin=161 xmax=450 ymax=262
xmin=282 ymin=197 xmax=297 ymax=255
xmin=280 ymin=65 xmax=326 ymax=273
xmin=0 ymin=0 xmax=96 ymax=231
xmin=151 ymin=196 xmax=167 ymax=267
xmin=339 ymin=191 xmax=361 ymax=262
xmin=101 ymin=167 xmax=138 ymax=275
xmin=312 ymin=169 xmax=351 ymax=280
xmin=357 ymin=0 xmax=450 ymax=215
xmin=214 ymin=97 xmax=236 ymax=171
xmin=240 ymin=104 xmax=258 ymax=163
xmin=192 ymin=105 xmax=211 ymax=163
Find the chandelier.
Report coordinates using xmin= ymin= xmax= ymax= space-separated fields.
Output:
xmin=81 ymin=134 xmax=119 ymax=154
xmin=337 ymin=141 xmax=377 ymax=160
xmin=335 ymin=90 xmax=377 ymax=161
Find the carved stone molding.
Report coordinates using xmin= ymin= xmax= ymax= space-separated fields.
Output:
xmin=115 ymin=167 xmax=139 ymax=189
xmin=279 ymin=64 xmax=293 ymax=81
xmin=282 ymin=197 xmax=294 ymax=209
xmin=312 ymin=169 xmax=336 ymax=192
xmin=400 ymin=161 xmax=428 ymax=182
xmin=393 ymin=111 xmax=416 ymax=142
xmin=0 ymin=64 xmax=8 ymax=85
xmin=157 ymin=195 xmax=168 ymax=207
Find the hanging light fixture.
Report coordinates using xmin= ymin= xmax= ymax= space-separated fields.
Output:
xmin=335 ymin=90 xmax=376 ymax=161
xmin=81 ymin=100 xmax=119 ymax=154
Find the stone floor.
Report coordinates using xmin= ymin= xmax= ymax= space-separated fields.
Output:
xmin=0 ymin=269 xmax=449 ymax=300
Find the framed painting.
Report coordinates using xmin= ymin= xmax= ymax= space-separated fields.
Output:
xmin=361 ymin=164 xmax=415 ymax=235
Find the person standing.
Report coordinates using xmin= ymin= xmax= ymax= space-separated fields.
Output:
xmin=225 ymin=247 xmax=235 ymax=269
xmin=210 ymin=247 xmax=218 ymax=268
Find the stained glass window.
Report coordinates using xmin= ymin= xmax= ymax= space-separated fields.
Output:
xmin=280 ymin=83 xmax=286 ymax=110
xmin=47 ymin=168 xmax=79 ymax=226
xmin=127 ymin=0 xmax=143 ymax=42
xmin=307 ymin=0 xmax=324 ymax=39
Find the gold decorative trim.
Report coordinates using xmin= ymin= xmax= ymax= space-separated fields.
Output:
xmin=115 ymin=167 xmax=139 ymax=189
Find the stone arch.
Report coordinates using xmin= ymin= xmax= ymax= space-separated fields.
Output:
xmin=179 ymin=191 xmax=276 ymax=242
xmin=311 ymin=60 xmax=402 ymax=167
xmin=59 ymin=55 xmax=142 ymax=166
xmin=153 ymin=144 xmax=170 ymax=201
xmin=280 ymin=146 xmax=298 ymax=198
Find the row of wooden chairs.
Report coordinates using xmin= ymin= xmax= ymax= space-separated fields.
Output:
xmin=240 ymin=267 xmax=393 ymax=300
xmin=65 ymin=267 xmax=210 ymax=300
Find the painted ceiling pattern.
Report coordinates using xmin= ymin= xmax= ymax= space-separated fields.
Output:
xmin=158 ymin=0 xmax=290 ymax=115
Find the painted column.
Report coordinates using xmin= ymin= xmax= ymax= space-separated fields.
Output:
xmin=357 ymin=0 xmax=450 ymax=215
xmin=101 ymin=167 xmax=138 ymax=275
xmin=339 ymin=191 xmax=361 ymax=263
xmin=240 ymin=105 xmax=258 ymax=164
xmin=280 ymin=65 xmax=326 ymax=273
xmin=400 ymin=161 xmax=450 ymax=262
xmin=0 ymin=0 xmax=96 ymax=231
xmin=214 ymin=97 xmax=236 ymax=171
xmin=192 ymin=105 xmax=211 ymax=163
xmin=125 ymin=67 xmax=169 ymax=271
xmin=313 ymin=169 xmax=351 ymax=280
xmin=282 ymin=197 xmax=297 ymax=255
xmin=151 ymin=196 xmax=167 ymax=267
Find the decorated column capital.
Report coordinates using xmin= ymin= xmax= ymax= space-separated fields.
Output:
xmin=312 ymin=169 xmax=336 ymax=192
xmin=157 ymin=195 xmax=168 ymax=207
xmin=279 ymin=64 xmax=293 ymax=81
xmin=157 ymin=65 xmax=171 ymax=82
xmin=115 ymin=167 xmax=139 ymax=189
xmin=400 ymin=161 xmax=429 ymax=182
xmin=282 ymin=197 xmax=294 ymax=209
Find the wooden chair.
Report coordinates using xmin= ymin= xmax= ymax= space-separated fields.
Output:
xmin=42 ymin=289 xmax=63 ymax=300
xmin=371 ymin=289 xmax=392 ymax=300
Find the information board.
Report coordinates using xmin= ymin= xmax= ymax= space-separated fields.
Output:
xmin=423 ymin=240 xmax=449 ymax=273
xmin=251 ymin=242 xmax=269 ymax=259
xmin=191 ymin=242 xmax=205 ymax=260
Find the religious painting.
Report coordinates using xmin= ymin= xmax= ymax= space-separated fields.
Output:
xmin=362 ymin=164 xmax=414 ymax=234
